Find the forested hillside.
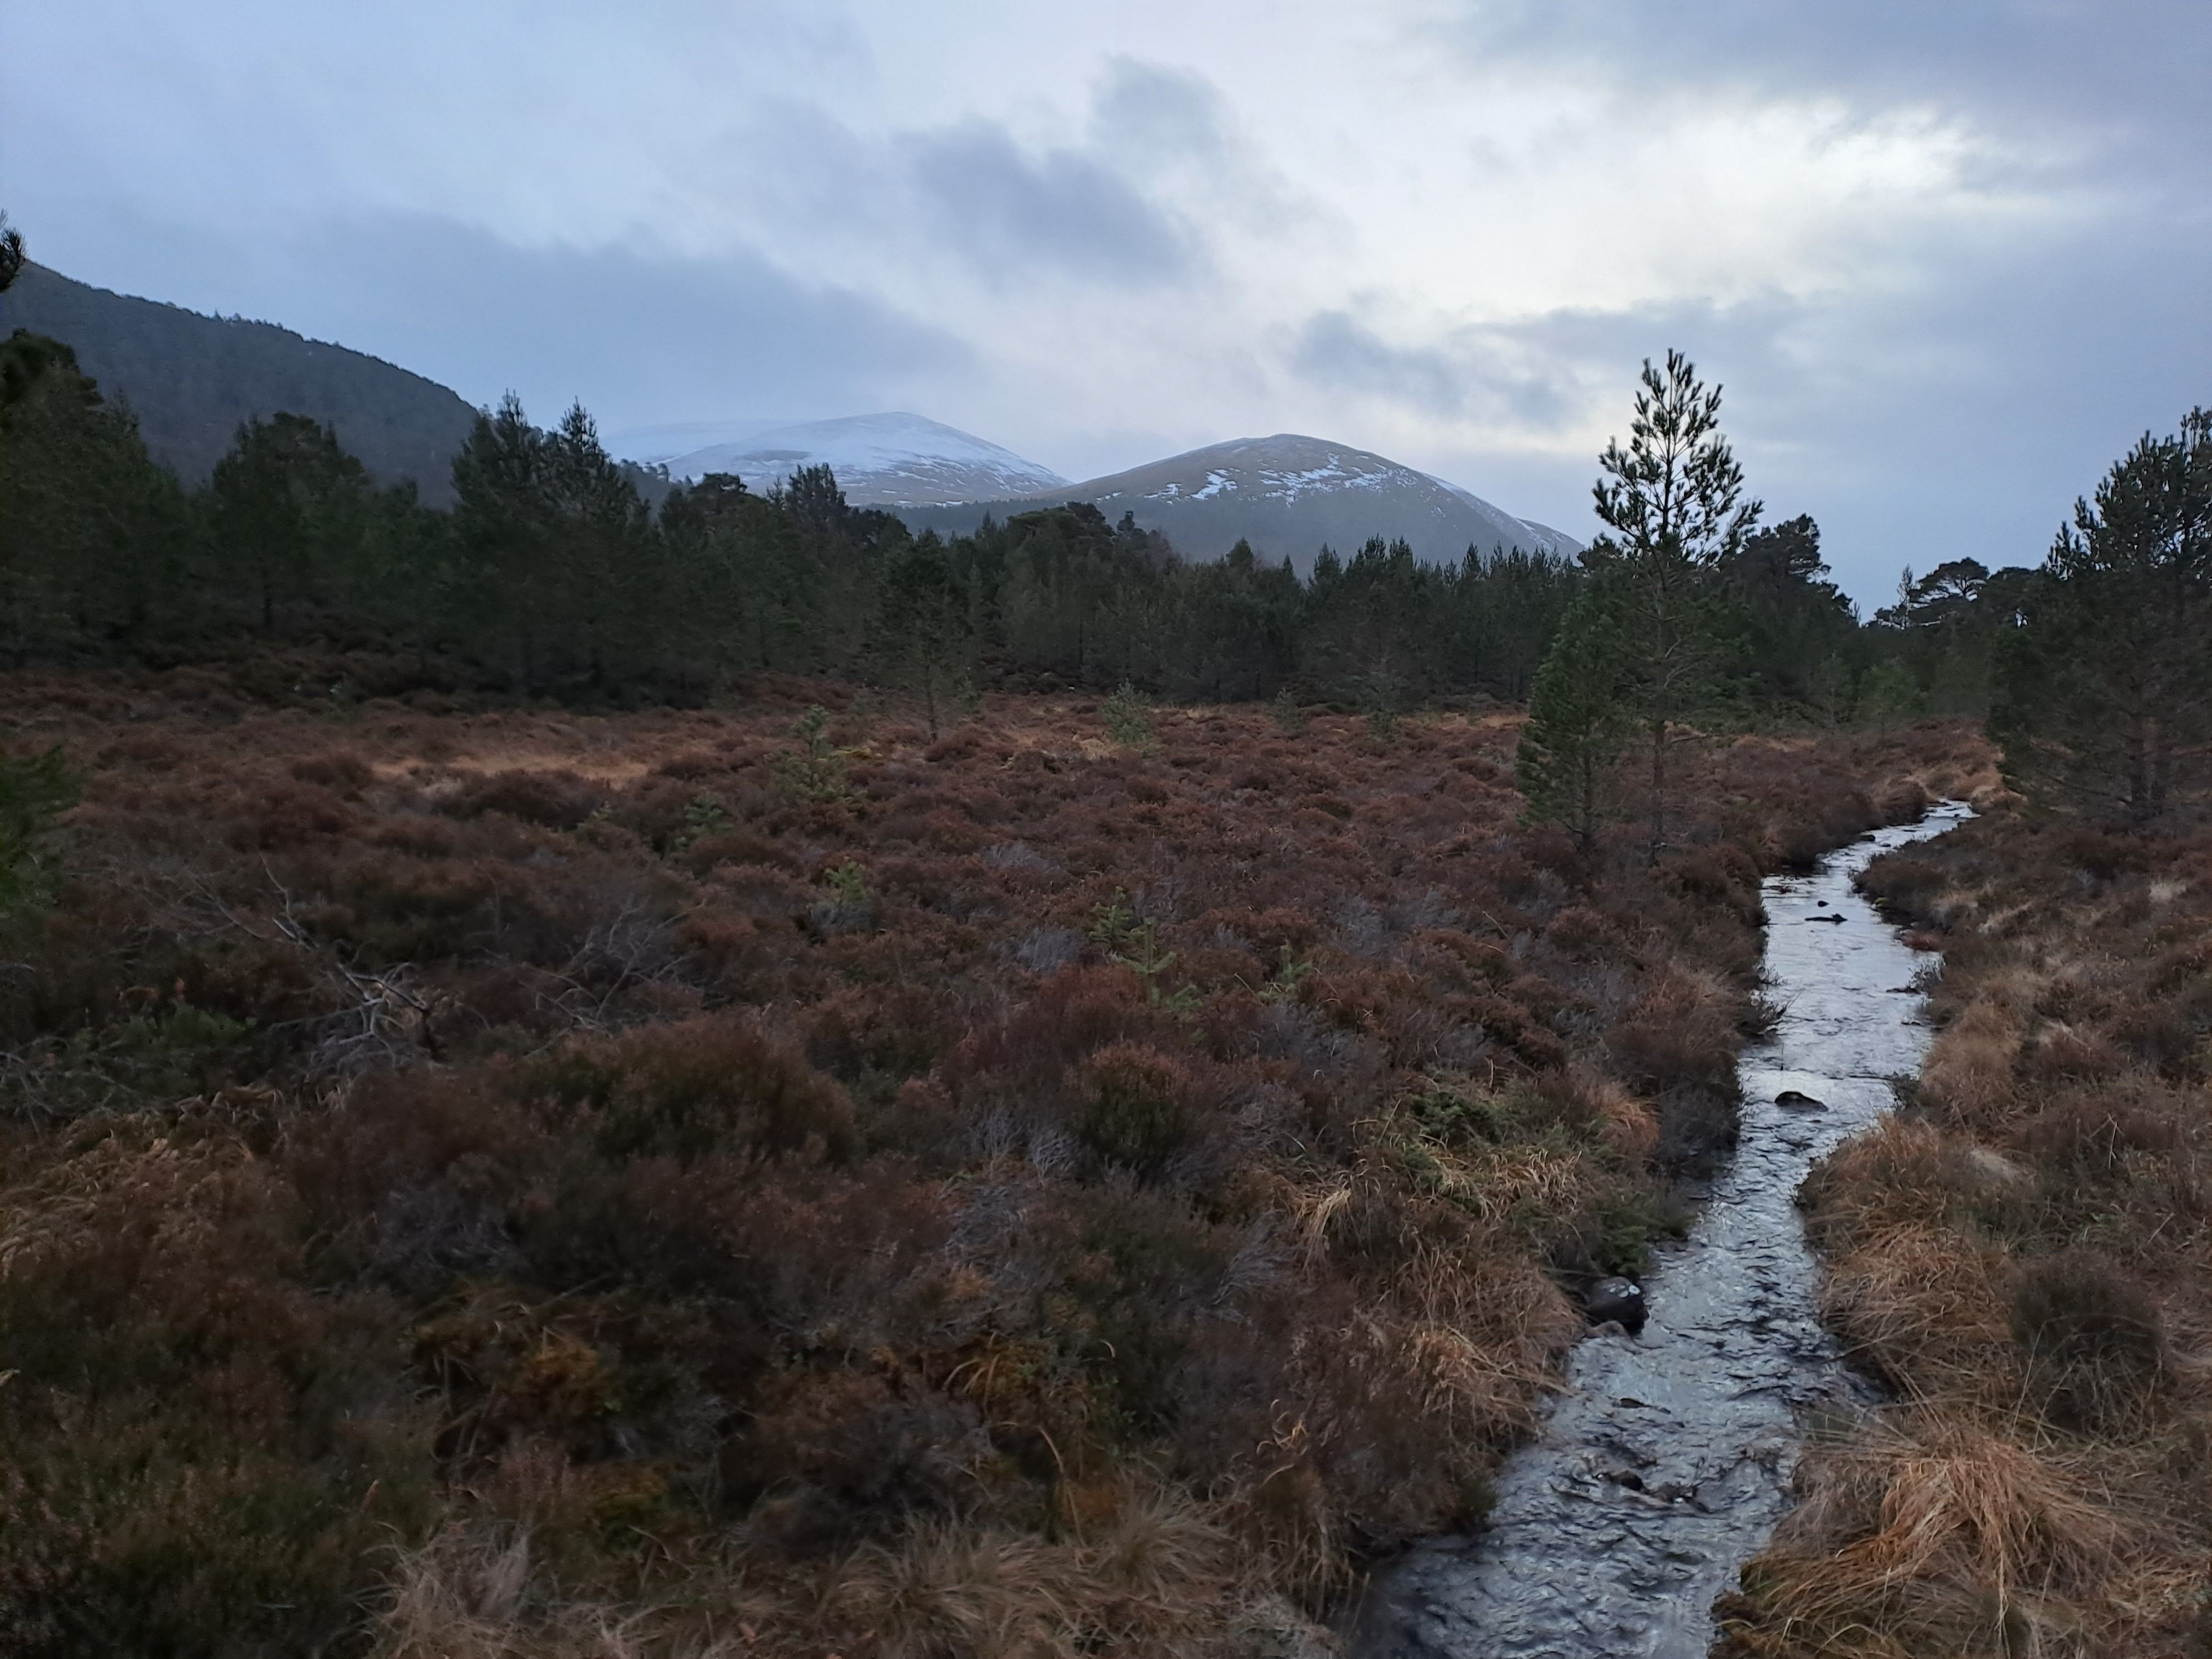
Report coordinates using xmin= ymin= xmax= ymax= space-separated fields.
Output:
xmin=0 ymin=262 xmax=479 ymax=499
xmin=1 ymin=323 xmax=1999 ymax=729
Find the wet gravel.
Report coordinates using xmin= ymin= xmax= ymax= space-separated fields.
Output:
xmin=1353 ymin=803 xmax=1973 ymax=1659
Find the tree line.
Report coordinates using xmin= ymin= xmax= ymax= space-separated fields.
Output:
xmin=0 ymin=327 xmax=1594 ymax=708
xmin=12 ymin=208 xmax=2168 ymax=801
xmin=1515 ymin=348 xmax=2210 ymax=848
xmin=0 ymin=323 xmax=1903 ymax=728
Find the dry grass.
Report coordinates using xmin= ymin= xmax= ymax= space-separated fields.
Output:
xmin=1726 ymin=1410 xmax=2138 ymax=1658
xmin=0 ymin=669 xmax=1996 ymax=1653
xmin=1724 ymin=810 xmax=2212 ymax=1658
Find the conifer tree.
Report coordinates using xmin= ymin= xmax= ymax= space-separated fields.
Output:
xmin=0 ymin=336 xmax=185 ymax=652
xmin=1584 ymin=349 xmax=1760 ymax=857
xmin=211 ymin=413 xmax=371 ymax=632
xmin=0 ymin=210 xmax=23 ymax=292
xmin=1993 ymin=409 xmax=2212 ymax=821
xmin=1516 ymin=588 xmax=1627 ymax=854
xmin=542 ymin=401 xmax=649 ymax=688
xmin=866 ymin=533 xmax=972 ymax=739
xmin=452 ymin=394 xmax=554 ymax=688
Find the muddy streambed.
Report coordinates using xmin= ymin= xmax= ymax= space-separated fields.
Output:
xmin=1355 ymin=802 xmax=1974 ymax=1659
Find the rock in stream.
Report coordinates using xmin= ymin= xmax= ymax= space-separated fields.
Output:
xmin=1352 ymin=802 xmax=1973 ymax=1659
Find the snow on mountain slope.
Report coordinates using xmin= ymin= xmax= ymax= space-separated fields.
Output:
xmin=654 ymin=412 xmax=1068 ymax=505
xmin=899 ymin=434 xmax=1580 ymax=568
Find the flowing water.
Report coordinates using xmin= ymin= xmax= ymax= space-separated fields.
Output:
xmin=1354 ymin=802 xmax=1974 ymax=1659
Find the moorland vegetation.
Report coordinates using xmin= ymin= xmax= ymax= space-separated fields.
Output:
xmin=0 ymin=670 xmax=1988 ymax=1657
xmin=4 ymin=208 xmax=2199 ymax=1656
xmin=1721 ymin=402 xmax=2211 ymax=1658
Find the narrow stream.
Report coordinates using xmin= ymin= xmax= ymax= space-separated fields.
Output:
xmin=1355 ymin=802 xmax=1974 ymax=1659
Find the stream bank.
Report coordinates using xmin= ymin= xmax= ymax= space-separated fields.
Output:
xmin=1354 ymin=802 xmax=1975 ymax=1659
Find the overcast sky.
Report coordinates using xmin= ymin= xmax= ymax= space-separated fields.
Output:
xmin=5 ymin=1 xmax=2206 ymax=604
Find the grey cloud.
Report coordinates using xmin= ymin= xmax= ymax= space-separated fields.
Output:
xmin=1445 ymin=2 xmax=2211 ymax=186
xmin=45 ymin=205 xmax=971 ymax=436
xmin=1088 ymin=58 xmax=1228 ymax=166
xmin=1430 ymin=212 xmax=2212 ymax=607
xmin=906 ymin=120 xmax=1199 ymax=286
xmin=1291 ymin=310 xmax=1573 ymax=425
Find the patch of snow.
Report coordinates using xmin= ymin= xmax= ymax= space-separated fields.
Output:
xmin=653 ymin=412 xmax=1068 ymax=505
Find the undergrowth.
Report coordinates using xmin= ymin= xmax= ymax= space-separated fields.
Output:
xmin=0 ymin=668 xmax=1993 ymax=1657
xmin=1719 ymin=811 xmax=2212 ymax=1659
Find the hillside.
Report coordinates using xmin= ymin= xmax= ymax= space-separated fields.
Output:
xmin=648 ymin=411 xmax=1070 ymax=505
xmin=0 ymin=262 xmax=479 ymax=502
xmin=899 ymin=433 xmax=1582 ymax=568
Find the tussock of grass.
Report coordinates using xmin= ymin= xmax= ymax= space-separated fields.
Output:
xmin=0 ymin=670 xmax=1994 ymax=1651
xmin=1724 ymin=811 xmax=2212 ymax=1658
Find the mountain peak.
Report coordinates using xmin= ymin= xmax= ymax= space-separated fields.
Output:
xmin=653 ymin=412 xmax=1070 ymax=506
xmin=1005 ymin=434 xmax=1580 ymax=566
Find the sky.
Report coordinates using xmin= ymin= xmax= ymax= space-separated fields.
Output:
xmin=4 ymin=1 xmax=2208 ymax=606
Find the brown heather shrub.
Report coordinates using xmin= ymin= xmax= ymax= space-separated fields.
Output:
xmin=223 ymin=776 xmax=359 ymax=849
xmin=445 ymin=767 xmax=608 ymax=830
xmin=1729 ymin=809 xmax=2212 ymax=1659
xmin=1874 ymin=775 xmax=1931 ymax=824
xmin=530 ymin=1016 xmax=859 ymax=1164
xmin=1606 ymin=964 xmax=1745 ymax=1168
xmin=0 ymin=1128 xmax=435 ymax=1655
xmin=290 ymin=746 xmax=375 ymax=796
xmin=1076 ymin=1043 xmax=1199 ymax=1178
xmin=0 ymin=671 xmax=2003 ymax=1648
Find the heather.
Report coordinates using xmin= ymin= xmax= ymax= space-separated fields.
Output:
xmin=0 ymin=667 xmax=1983 ymax=1656
xmin=1717 ymin=815 xmax=2212 ymax=1657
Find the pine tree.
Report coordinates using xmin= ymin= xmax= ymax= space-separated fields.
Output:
xmin=1585 ymin=349 xmax=1760 ymax=858
xmin=542 ymin=401 xmax=649 ymax=689
xmin=0 ymin=336 xmax=186 ymax=653
xmin=866 ymin=534 xmax=972 ymax=740
xmin=0 ymin=742 xmax=77 ymax=926
xmin=210 ymin=413 xmax=372 ymax=632
xmin=1992 ymin=409 xmax=2212 ymax=821
xmin=452 ymin=394 xmax=554 ymax=688
xmin=1859 ymin=659 xmax=1921 ymax=734
xmin=1516 ymin=588 xmax=1628 ymax=854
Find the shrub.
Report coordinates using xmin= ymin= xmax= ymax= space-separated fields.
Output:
xmin=1075 ymin=1044 xmax=1197 ymax=1177
xmin=0 ymin=743 xmax=78 ymax=926
xmin=289 ymin=748 xmax=374 ymax=796
xmin=2010 ymin=1251 xmax=2166 ymax=1431
xmin=441 ymin=768 xmax=604 ymax=830
xmin=1099 ymin=682 xmax=1157 ymax=754
xmin=0 ymin=1129 xmax=432 ymax=1655
xmin=534 ymin=1016 xmax=859 ymax=1164
xmin=769 ymin=706 xmax=852 ymax=804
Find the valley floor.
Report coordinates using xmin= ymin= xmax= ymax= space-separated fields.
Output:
xmin=0 ymin=667 xmax=1991 ymax=1657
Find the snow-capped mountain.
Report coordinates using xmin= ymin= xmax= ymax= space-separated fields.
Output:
xmin=899 ymin=433 xmax=1580 ymax=568
xmin=649 ymin=412 xmax=1070 ymax=506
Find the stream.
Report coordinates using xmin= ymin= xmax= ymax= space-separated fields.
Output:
xmin=1354 ymin=801 xmax=1974 ymax=1659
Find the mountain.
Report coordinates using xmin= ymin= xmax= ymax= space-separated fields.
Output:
xmin=651 ymin=412 xmax=1070 ymax=505
xmin=897 ymin=433 xmax=1580 ymax=568
xmin=0 ymin=262 xmax=481 ymax=503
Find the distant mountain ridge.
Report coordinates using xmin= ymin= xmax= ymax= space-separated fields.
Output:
xmin=0 ymin=263 xmax=480 ymax=503
xmin=899 ymin=434 xmax=1580 ymax=569
xmin=649 ymin=412 xmax=1071 ymax=506
xmin=1 ymin=267 xmax=1577 ymax=560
